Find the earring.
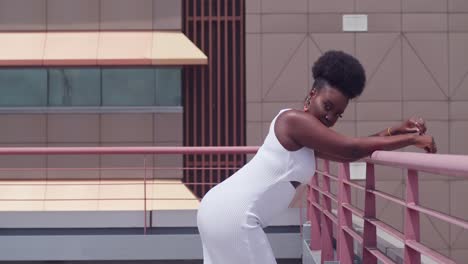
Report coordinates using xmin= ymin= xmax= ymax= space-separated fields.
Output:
xmin=303 ymin=96 xmax=311 ymax=112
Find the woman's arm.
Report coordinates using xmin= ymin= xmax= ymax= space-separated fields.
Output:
xmin=280 ymin=111 xmax=436 ymax=162
xmin=370 ymin=126 xmax=399 ymax=137
xmin=370 ymin=117 xmax=427 ymax=137
xmin=315 ymin=151 xmax=357 ymax=163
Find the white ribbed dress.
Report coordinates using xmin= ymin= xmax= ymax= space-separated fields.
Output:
xmin=197 ymin=109 xmax=316 ymax=264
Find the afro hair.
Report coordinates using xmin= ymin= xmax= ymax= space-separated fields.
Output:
xmin=312 ymin=50 xmax=366 ymax=99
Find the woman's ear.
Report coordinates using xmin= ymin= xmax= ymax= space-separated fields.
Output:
xmin=310 ymin=88 xmax=318 ymax=97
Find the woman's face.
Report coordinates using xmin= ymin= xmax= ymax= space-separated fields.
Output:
xmin=306 ymin=86 xmax=349 ymax=127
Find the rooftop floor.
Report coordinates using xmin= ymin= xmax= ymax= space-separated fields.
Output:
xmin=0 ymin=179 xmax=200 ymax=211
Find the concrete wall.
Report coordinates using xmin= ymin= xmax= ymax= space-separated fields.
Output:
xmin=0 ymin=112 xmax=183 ymax=179
xmin=246 ymin=0 xmax=468 ymax=262
xmin=0 ymin=0 xmax=181 ymax=31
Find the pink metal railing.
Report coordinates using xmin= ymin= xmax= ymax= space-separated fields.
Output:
xmin=2 ymin=146 xmax=467 ymax=262
xmin=0 ymin=146 xmax=258 ymax=235
xmin=307 ymin=151 xmax=468 ymax=264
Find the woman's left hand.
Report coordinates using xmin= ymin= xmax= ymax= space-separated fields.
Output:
xmin=397 ymin=117 xmax=427 ymax=135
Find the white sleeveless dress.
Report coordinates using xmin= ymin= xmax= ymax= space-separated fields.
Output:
xmin=197 ymin=109 xmax=316 ymax=264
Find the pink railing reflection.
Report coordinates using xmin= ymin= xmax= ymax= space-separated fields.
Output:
xmin=307 ymin=151 xmax=468 ymax=264
xmin=0 ymin=146 xmax=258 ymax=235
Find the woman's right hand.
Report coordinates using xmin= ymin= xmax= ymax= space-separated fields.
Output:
xmin=414 ymin=135 xmax=437 ymax=153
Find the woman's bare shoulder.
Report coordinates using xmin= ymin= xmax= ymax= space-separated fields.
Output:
xmin=276 ymin=109 xmax=318 ymax=127
xmin=274 ymin=109 xmax=313 ymax=151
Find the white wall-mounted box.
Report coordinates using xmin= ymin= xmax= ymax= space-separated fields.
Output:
xmin=342 ymin=14 xmax=368 ymax=32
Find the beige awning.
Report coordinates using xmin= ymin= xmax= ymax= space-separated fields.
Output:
xmin=0 ymin=31 xmax=207 ymax=66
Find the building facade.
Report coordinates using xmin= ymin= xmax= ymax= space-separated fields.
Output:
xmin=0 ymin=0 xmax=467 ymax=262
xmin=245 ymin=0 xmax=468 ymax=261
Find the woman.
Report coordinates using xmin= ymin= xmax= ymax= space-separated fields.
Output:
xmin=197 ymin=50 xmax=437 ymax=264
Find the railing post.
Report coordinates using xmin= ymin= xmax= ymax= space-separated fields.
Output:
xmin=309 ymin=158 xmax=321 ymax=250
xmin=362 ymin=163 xmax=377 ymax=264
xmin=337 ymin=163 xmax=353 ymax=264
xmin=404 ymin=169 xmax=420 ymax=264
xmin=321 ymin=160 xmax=334 ymax=263
xmin=143 ymin=155 xmax=148 ymax=235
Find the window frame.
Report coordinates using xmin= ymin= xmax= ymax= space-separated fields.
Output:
xmin=0 ymin=66 xmax=182 ymax=113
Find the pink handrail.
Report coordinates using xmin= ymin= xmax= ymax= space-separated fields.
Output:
xmin=308 ymin=151 xmax=468 ymax=264
xmin=369 ymin=151 xmax=468 ymax=178
xmin=0 ymin=146 xmax=259 ymax=155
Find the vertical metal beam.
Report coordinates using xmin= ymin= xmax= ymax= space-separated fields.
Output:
xmin=143 ymin=155 xmax=148 ymax=235
xmin=337 ymin=163 xmax=353 ymax=263
xmin=223 ymin=0 xmax=229 ymax=180
xmin=405 ymin=169 xmax=421 ymax=264
xmin=208 ymin=0 xmax=214 ymax=190
xmin=182 ymin=0 xmax=245 ymax=198
xmin=216 ymin=0 xmax=221 ymax=187
xmin=239 ymin=0 xmax=245 ymax=170
xmin=321 ymin=160 xmax=333 ymax=263
xmin=200 ymin=0 xmax=206 ymax=196
xmin=362 ymin=163 xmax=377 ymax=264
xmin=232 ymin=0 xmax=238 ymax=180
xmin=310 ymin=170 xmax=321 ymax=250
xmin=192 ymin=0 xmax=199 ymax=196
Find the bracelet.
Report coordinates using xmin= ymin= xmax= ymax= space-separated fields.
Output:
xmin=387 ymin=127 xmax=392 ymax=136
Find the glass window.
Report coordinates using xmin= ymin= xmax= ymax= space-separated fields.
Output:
xmin=0 ymin=67 xmax=181 ymax=108
xmin=48 ymin=68 xmax=101 ymax=106
xmin=102 ymin=68 xmax=155 ymax=106
xmin=0 ymin=69 xmax=47 ymax=106
xmin=155 ymin=68 xmax=181 ymax=106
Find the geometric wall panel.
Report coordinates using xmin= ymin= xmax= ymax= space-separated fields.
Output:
xmin=450 ymin=180 xmax=468 ymax=249
xmin=357 ymin=33 xmax=401 ymax=101
xmin=310 ymin=33 xmax=355 ymax=56
xmin=448 ymin=0 xmax=468 ymax=12
xmin=420 ymin=180 xmax=451 ymax=250
xmin=47 ymin=0 xmax=100 ymax=30
xmin=357 ymin=33 xmax=399 ymax=81
xmin=403 ymin=101 xmax=449 ymax=120
xmin=308 ymin=0 xmax=353 ymax=13
xmin=453 ymin=76 xmax=468 ymax=100
xmin=425 ymin=121 xmax=449 ymax=154
xmin=0 ymin=0 xmax=46 ymax=30
xmin=246 ymin=35 xmax=262 ymax=102
xmin=449 ymin=33 xmax=468 ymax=99
xmin=262 ymin=0 xmax=307 ymax=13
xmin=356 ymin=0 xmax=401 ymax=12
xmin=403 ymin=36 xmax=448 ymax=100
xmin=100 ymin=0 xmax=153 ymax=30
xmin=356 ymin=102 xmax=403 ymax=121
xmin=308 ymin=37 xmax=326 ymax=88
xmin=376 ymin=180 xmax=404 ymax=231
xmin=262 ymin=34 xmax=305 ymax=97
xmin=450 ymin=121 xmax=468 ymax=155
xmin=359 ymin=36 xmax=402 ymax=101
xmin=403 ymin=0 xmax=447 ymax=12
xmin=405 ymin=33 xmax=449 ymax=97
xmin=263 ymin=38 xmax=309 ymax=101
xmin=246 ymin=0 xmax=260 ymax=13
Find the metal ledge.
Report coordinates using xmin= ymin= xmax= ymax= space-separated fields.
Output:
xmin=0 ymin=106 xmax=183 ymax=114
